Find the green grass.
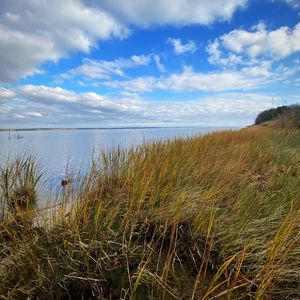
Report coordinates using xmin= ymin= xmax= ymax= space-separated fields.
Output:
xmin=0 ymin=126 xmax=300 ymax=299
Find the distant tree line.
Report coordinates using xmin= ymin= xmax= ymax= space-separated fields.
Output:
xmin=255 ymin=104 xmax=300 ymax=126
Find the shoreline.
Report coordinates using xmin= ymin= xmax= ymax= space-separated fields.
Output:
xmin=0 ymin=125 xmax=241 ymax=132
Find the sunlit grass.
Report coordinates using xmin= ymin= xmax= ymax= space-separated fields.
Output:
xmin=0 ymin=126 xmax=300 ymax=299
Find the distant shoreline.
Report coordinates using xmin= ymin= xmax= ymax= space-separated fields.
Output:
xmin=0 ymin=125 xmax=232 ymax=132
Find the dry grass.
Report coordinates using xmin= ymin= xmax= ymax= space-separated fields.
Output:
xmin=1 ymin=126 xmax=300 ymax=299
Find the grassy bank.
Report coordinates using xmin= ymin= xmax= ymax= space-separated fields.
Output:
xmin=1 ymin=126 xmax=300 ymax=299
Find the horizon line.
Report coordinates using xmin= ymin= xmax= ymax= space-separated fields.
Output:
xmin=0 ymin=125 xmax=240 ymax=132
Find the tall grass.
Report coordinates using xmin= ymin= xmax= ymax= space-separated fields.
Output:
xmin=0 ymin=126 xmax=300 ymax=299
xmin=0 ymin=155 xmax=42 ymax=220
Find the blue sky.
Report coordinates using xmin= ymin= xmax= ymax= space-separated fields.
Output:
xmin=0 ymin=0 xmax=300 ymax=128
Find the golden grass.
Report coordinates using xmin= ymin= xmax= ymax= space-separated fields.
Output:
xmin=1 ymin=126 xmax=300 ymax=299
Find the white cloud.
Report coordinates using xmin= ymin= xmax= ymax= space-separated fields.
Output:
xmin=1 ymin=84 xmax=281 ymax=127
xmin=142 ymin=93 xmax=275 ymax=120
xmin=96 ymin=0 xmax=248 ymax=27
xmin=208 ymin=22 xmax=300 ymax=64
xmin=25 ymin=112 xmax=42 ymax=118
xmin=0 ymin=0 xmax=249 ymax=83
xmin=1 ymin=84 xmax=145 ymax=127
xmin=63 ymin=54 xmax=167 ymax=81
xmin=19 ymin=85 xmax=143 ymax=113
xmin=104 ymin=62 xmax=281 ymax=92
xmin=0 ymin=0 xmax=128 ymax=82
xmin=64 ymin=55 xmax=152 ymax=80
xmin=168 ymin=38 xmax=198 ymax=54
xmin=207 ymin=40 xmax=246 ymax=66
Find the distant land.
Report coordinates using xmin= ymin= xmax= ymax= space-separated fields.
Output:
xmin=0 ymin=127 xmax=164 ymax=132
xmin=0 ymin=125 xmax=228 ymax=132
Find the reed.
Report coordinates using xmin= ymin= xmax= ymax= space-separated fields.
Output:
xmin=0 ymin=126 xmax=300 ymax=299
xmin=0 ymin=155 xmax=42 ymax=220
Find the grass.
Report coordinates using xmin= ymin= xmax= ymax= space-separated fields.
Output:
xmin=0 ymin=125 xmax=300 ymax=299
xmin=0 ymin=155 xmax=42 ymax=220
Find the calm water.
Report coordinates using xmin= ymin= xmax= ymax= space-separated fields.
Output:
xmin=0 ymin=127 xmax=235 ymax=189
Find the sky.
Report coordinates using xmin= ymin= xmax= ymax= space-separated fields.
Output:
xmin=0 ymin=0 xmax=300 ymax=128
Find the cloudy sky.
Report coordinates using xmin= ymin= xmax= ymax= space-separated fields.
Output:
xmin=0 ymin=0 xmax=300 ymax=128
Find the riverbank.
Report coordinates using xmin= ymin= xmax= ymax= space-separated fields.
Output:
xmin=1 ymin=125 xmax=300 ymax=299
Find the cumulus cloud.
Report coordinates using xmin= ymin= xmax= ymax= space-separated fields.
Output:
xmin=168 ymin=38 xmax=198 ymax=54
xmin=0 ymin=84 xmax=279 ymax=127
xmin=19 ymin=85 xmax=143 ymax=112
xmin=1 ymin=85 xmax=145 ymax=127
xmin=207 ymin=40 xmax=246 ymax=66
xmin=104 ymin=62 xmax=287 ymax=92
xmin=0 ymin=0 xmax=249 ymax=83
xmin=207 ymin=22 xmax=300 ymax=65
xmin=0 ymin=0 xmax=128 ymax=82
xmin=96 ymin=0 xmax=248 ymax=26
